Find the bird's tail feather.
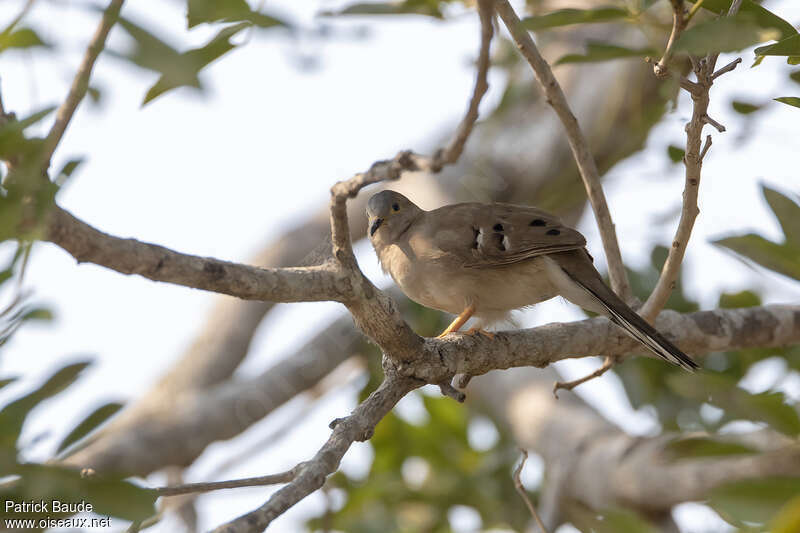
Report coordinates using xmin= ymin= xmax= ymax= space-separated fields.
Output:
xmin=562 ymin=269 xmax=699 ymax=372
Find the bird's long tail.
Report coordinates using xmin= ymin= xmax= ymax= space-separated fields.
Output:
xmin=556 ymin=252 xmax=699 ymax=371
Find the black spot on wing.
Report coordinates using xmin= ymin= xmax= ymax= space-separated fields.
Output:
xmin=530 ymin=219 xmax=546 ymax=227
xmin=546 ymin=229 xmax=560 ymax=236
xmin=493 ymin=223 xmax=503 ymax=232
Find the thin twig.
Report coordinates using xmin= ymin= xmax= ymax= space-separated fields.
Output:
xmin=435 ymin=0 xmax=494 ymax=168
xmin=493 ymin=0 xmax=632 ymax=303
xmin=712 ymin=57 xmax=742 ymax=80
xmin=153 ymin=468 xmax=300 ymax=497
xmin=699 ymin=134 xmax=712 ymax=161
xmin=552 ymin=356 xmax=614 ymax=398
xmin=640 ymin=0 xmax=743 ymax=321
xmin=653 ymin=0 xmax=686 ymax=78
xmin=513 ymin=449 xmax=550 ymax=533
xmin=40 ymin=0 xmax=124 ymax=173
xmin=685 ymin=0 xmax=707 ymax=22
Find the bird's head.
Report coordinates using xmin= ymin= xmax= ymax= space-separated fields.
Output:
xmin=366 ymin=190 xmax=422 ymax=246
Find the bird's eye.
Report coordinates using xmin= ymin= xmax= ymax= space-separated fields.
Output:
xmin=392 ymin=203 xmax=400 ymax=211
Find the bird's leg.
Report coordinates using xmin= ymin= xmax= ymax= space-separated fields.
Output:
xmin=465 ymin=327 xmax=495 ymax=339
xmin=436 ymin=304 xmax=475 ymax=338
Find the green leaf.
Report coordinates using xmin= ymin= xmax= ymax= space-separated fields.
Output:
xmin=0 ymin=27 xmax=50 ymax=53
xmin=762 ymin=186 xmax=800 ymax=247
xmin=7 ymin=463 xmax=156 ymax=522
xmin=571 ymin=505 xmax=660 ymax=533
xmin=142 ymin=22 xmax=250 ymax=104
xmin=713 ymin=233 xmax=800 ymax=281
xmin=668 ymin=372 xmax=800 ymax=436
xmin=675 ymin=14 xmax=781 ymax=55
xmin=54 ymin=157 xmax=85 ymax=186
xmin=522 ymin=7 xmax=629 ymax=31
xmin=718 ymin=289 xmax=760 ymax=309
xmin=772 ymin=495 xmax=800 ymax=533
xmin=324 ymin=1 xmax=445 ymax=18
xmin=731 ymin=100 xmax=761 ymax=114
xmin=665 ymin=436 xmax=756 ymax=460
xmin=57 ymin=402 xmax=124 ymax=453
xmin=667 ymin=145 xmax=685 ymax=163
xmin=708 ymin=477 xmax=800 ymax=526
xmin=0 ymin=377 xmax=18 ymax=390
xmin=791 ymin=71 xmax=800 ymax=84
xmin=0 ymin=361 xmax=92 ymax=449
xmin=775 ymin=96 xmax=800 ymax=109
xmin=186 ymin=0 xmax=288 ymax=29
xmin=555 ymin=42 xmax=656 ymax=65
xmin=686 ymin=0 xmax=797 ymax=41
xmin=755 ymin=34 xmax=800 ymax=57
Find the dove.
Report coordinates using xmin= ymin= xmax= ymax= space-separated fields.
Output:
xmin=366 ymin=190 xmax=698 ymax=371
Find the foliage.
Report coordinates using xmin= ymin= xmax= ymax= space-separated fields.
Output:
xmin=0 ymin=362 xmax=148 ymax=527
xmin=713 ymin=185 xmax=800 ymax=281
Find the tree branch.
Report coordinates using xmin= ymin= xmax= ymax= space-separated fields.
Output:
xmin=493 ymin=0 xmax=632 ymax=303
xmin=62 ymin=304 xmax=800 ymax=477
xmin=653 ymin=0 xmax=686 ymax=78
xmin=640 ymin=1 xmax=743 ymax=321
xmin=40 ymin=0 xmax=124 ymax=173
xmin=212 ymin=374 xmax=419 ymax=532
xmin=435 ymin=0 xmax=494 ymax=168
xmin=153 ymin=468 xmax=300 ymax=497
xmin=44 ymin=206 xmax=350 ymax=303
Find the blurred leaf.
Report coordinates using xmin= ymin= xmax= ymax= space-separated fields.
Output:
xmin=755 ymin=34 xmax=800 ymax=57
xmin=324 ymin=0 xmax=446 ymax=18
xmin=675 ymin=15 xmax=781 ymax=55
xmin=713 ymin=234 xmax=800 ymax=281
xmin=667 ymin=145 xmax=685 ymax=163
xmin=790 ymin=70 xmax=800 ymax=84
xmin=0 ymin=377 xmax=18 ymax=390
xmin=718 ymin=289 xmax=760 ymax=309
xmin=665 ymin=436 xmax=756 ymax=460
xmin=57 ymin=402 xmax=124 ymax=453
xmin=0 ymin=361 xmax=92 ymax=449
xmin=6 ymin=463 xmax=156 ymax=521
xmin=0 ymin=27 xmax=49 ymax=53
xmin=687 ymin=0 xmax=797 ymax=41
xmin=763 ymin=186 xmax=800 ymax=247
xmin=87 ymin=85 xmax=102 ymax=104
xmin=0 ymin=106 xmax=55 ymax=160
xmin=571 ymin=505 xmax=660 ymax=533
xmin=555 ymin=42 xmax=656 ymax=65
xmin=522 ymin=7 xmax=629 ymax=30
xmin=708 ymin=477 xmax=800 ymax=527
xmin=186 ymin=0 xmax=287 ymax=29
xmin=772 ymin=494 xmax=800 ymax=533
xmin=54 ymin=157 xmax=85 ymax=187
xmin=775 ymin=96 xmax=800 ymax=109
xmin=668 ymin=372 xmax=800 ymax=436
xmin=141 ymin=22 xmax=250 ymax=105
xmin=731 ymin=100 xmax=761 ymax=114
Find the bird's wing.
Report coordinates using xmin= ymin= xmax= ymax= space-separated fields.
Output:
xmin=432 ymin=203 xmax=587 ymax=268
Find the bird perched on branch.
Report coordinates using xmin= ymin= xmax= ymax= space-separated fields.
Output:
xmin=366 ymin=190 xmax=698 ymax=371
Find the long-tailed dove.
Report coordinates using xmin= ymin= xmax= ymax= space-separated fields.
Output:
xmin=366 ymin=190 xmax=698 ymax=371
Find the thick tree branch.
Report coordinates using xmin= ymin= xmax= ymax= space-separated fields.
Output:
xmin=62 ymin=304 xmax=799 ymax=477
xmin=509 ymin=385 xmax=800 ymax=514
xmin=45 ymin=206 xmax=350 ymax=303
xmin=40 ymin=0 xmax=124 ymax=172
xmin=494 ymin=0 xmax=632 ymax=303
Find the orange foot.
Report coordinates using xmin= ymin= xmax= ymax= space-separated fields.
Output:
xmin=465 ymin=327 xmax=495 ymax=339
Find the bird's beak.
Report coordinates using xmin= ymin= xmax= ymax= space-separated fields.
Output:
xmin=369 ymin=217 xmax=384 ymax=237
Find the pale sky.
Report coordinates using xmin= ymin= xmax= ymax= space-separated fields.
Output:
xmin=1 ymin=0 xmax=799 ymax=531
